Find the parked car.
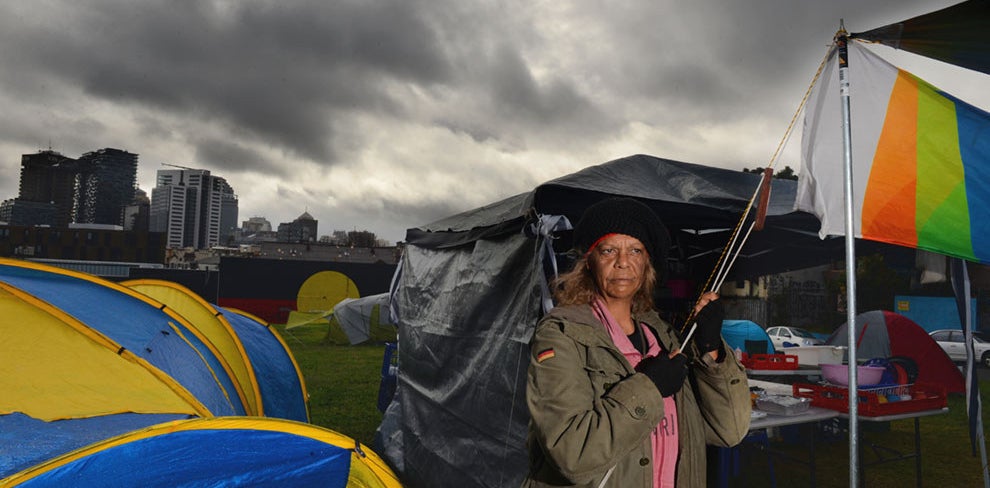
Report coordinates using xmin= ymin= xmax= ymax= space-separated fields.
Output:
xmin=929 ymin=329 xmax=990 ymax=367
xmin=765 ymin=326 xmax=825 ymax=349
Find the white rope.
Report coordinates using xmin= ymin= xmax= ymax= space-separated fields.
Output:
xmin=681 ymin=220 xmax=758 ymax=350
xmin=708 ymin=182 xmax=764 ymax=293
xmin=713 ymin=222 xmax=757 ymax=292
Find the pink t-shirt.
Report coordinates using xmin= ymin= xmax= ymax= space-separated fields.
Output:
xmin=592 ymin=299 xmax=679 ymax=487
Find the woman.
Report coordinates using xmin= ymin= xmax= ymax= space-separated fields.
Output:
xmin=523 ymin=197 xmax=750 ymax=488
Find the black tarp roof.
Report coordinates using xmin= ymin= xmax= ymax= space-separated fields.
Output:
xmin=406 ymin=154 xmax=859 ymax=280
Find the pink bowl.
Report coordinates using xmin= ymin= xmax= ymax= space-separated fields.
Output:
xmin=820 ymin=363 xmax=886 ymax=386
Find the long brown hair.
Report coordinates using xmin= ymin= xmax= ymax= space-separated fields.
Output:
xmin=551 ymin=253 xmax=657 ymax=314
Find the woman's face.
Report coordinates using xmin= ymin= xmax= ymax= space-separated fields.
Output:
xmin=589 ymin=233 xmax=649 ymax=304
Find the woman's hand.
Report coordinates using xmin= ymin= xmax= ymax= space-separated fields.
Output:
xmin=693 ymin=291 xmax=719 ymax=315
xmin=693 ymin=292 xmax=724 ymax=355
xmin=636 ymin=353 xmax=689 ymax=397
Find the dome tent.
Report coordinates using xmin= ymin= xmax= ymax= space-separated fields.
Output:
xmin=1 ymin=258 xmax=394 ymax=485
xmin=2 ymin=417 xmax=399 ymax=487
xmin=123 ymin=279 xmax=309 ymax=422
xmin=826 ymin=310 xmax=965 ymax=393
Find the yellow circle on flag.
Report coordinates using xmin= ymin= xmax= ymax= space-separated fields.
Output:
xmin=296 ymin=271 xmax=360 ymax=312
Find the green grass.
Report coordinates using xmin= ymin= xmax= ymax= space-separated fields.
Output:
xmin=726 ymin=385 xmax=990 ymax=487
xmin=280 ymin=322 xmax=990 ymax=486
xmin=275 ymin=323 xmax=386 ymax=447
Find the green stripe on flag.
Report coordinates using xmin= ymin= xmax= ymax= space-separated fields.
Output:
xmin=915 ymin=75 xmax=974 ymax=260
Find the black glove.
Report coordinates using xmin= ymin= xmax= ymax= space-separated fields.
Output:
xmin=693 ymin=299 xmax=724 ymax=354
xmin=636 ymin=353 xmax=689 ymax=397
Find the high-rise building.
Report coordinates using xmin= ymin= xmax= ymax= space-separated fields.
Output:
xmin=75 ymin=148 xmax=138 ymax=226
xmin=218 ymin=178 xmax=238 ymax=246
xmin=7 ymin=150 xmax=78 ymax=226
xmin=123 ymin=187 xmax=151 ymax=232
xmin=150 ymin=183 xmax=188 ymax=248
xmin=277 ymin=211 xmax=318 ymax=243
xmin=242 ymin=216 xmax=272 ymax=233
xmin=150 ymin=167 xmax=238 ymax=250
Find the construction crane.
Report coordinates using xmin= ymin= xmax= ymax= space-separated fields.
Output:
xmin=160 ymin=162 xmax=204 ymax=171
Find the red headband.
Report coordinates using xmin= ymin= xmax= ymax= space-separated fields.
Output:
xmin=583 ymin=233 xmax=618 ymax=259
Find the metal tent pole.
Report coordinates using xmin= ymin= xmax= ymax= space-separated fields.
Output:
xmin=836 ymin=25 xmax=860 ymax=488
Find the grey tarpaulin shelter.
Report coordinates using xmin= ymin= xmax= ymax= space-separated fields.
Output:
xmin=377 ymin=154 xmax=842 ymax=487
xmin=331 ymin=292 xmax=397 ymax=345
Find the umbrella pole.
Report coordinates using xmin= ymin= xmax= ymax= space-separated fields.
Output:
xmin=836 ymin=26 xmax=860 ymax=488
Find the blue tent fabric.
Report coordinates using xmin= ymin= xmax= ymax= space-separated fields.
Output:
xmin=0 ymin=263 xmax=243 ymax=416
xmin=11 ymin=421 xmax=352 ymax=487
xmin=221 ymin=307 xmax=309 ymax=422
xmin=0 ymin=413 xmax=190 ymax=479
xmin=720 ymin=320 xmax=776 ymax=355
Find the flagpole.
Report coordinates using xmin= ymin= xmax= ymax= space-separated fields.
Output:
xmin=952 ymin=258 xmax=990 ymax=487
xmin=836 ymin=24 xmax=860 ymax=488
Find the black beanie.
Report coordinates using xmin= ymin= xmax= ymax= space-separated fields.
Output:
xmin=573 ymin=197 xmax=671 ymax=275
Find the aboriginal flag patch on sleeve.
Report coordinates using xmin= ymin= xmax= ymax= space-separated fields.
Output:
xmin=537 ymin=348 xmax=555 ymax=362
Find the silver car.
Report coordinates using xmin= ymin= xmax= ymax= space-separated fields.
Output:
xmin=929 ymin=329 xmax=990 ymax=367
xmin=765 ymin=326 xmax=825 ymax=349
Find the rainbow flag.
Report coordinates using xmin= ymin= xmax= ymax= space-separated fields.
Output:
xmin=797 ymin=41 xmax=990 ymax=263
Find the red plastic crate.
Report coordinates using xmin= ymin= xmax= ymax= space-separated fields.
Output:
xmin=742 ymin=353 xmax=799 ymax=370
xmin=792 ymin=382 xmax=947 ymax=416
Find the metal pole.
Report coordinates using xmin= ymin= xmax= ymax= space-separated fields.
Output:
xmin=836 ymin=25 xmax=860 ymax=487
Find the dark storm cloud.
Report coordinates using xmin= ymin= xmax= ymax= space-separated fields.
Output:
xmin=585 ymin=0 xmax=948 ymax=124
xmin=192 ymin=136 xmax=275 ymax=176
xmin=428 ymin=43 xmax=614 ymax=149
xmin=0 ymin=0 xmax=455 ymax=164
xmin=0 ymin=0 xmax=618 ymax=172
xmin=488 ymin=44 xmax=607 ymax=129
xmin=0 ymin=0 xmax=971 ymax=242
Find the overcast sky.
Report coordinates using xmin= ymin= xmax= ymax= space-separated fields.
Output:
xmin=1 ymin=0 xmax=985 ymax=244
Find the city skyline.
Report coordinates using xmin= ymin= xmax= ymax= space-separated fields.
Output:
xmin=3 ymin=147 xmax=382 ymax=245
xmin=1 ymin=1 xmax=987 ymax=245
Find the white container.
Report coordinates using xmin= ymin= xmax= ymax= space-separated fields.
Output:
xmin=782 ymin=345 xmax=846 ymax=366
xmin=755 ymin=395 xmax=812 ymax=416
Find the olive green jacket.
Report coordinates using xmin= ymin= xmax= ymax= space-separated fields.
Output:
xmin=522 ymin=304 xmax=751 ymax=488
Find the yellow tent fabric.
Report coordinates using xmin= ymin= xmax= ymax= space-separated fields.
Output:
xmin=123 ymin=279 xmax=263 ymax=416
xmin=0 ymin=258 xmax=244 ymax=416
xmin=0 ymin=283 xmax=208 ymax=421
xmin=285 ymin=309 xmax=333 ymax=330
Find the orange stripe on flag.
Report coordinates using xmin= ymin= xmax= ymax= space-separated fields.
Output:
xmin=862 ymin=70 xmax=919 ymax=247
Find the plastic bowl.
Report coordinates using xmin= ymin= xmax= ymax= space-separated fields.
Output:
xmin=820 ymin=363 xmax=886 ymax=386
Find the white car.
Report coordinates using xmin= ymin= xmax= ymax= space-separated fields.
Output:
xmin=929 ymin=329 xmax=990 ymax=367
xmin=765 ymin=326 xmax=824 ymax=349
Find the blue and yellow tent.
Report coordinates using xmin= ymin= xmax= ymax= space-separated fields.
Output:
xmin=221 ymin=306 xmax=310 ymax=422
xmin=0 ymin=274 xmax=204 ymax=477
xmin=1 ymin=258 xmax=387 ymax=485
xmin=124 ymin=278 xmax=309 ymax=422
xmin=0 ymin=259 xmax=245 ymax=416
xmin=2 ymin=417 xmax=399 ymax=487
